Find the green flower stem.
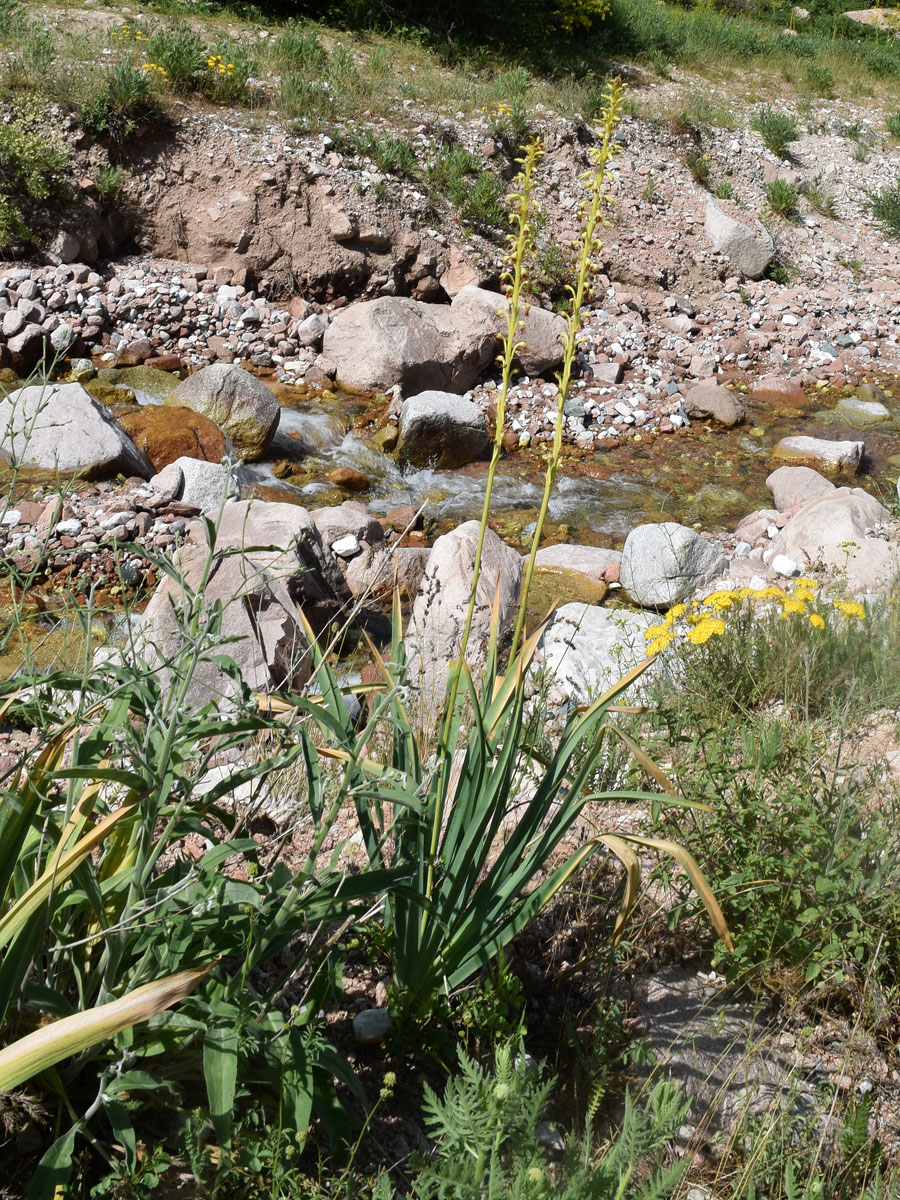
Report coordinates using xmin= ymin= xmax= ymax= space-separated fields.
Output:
xmin=509 ymin=79 xmax=626 ymax=666
xmin=422 ymin=139 xmax=543 ymax=928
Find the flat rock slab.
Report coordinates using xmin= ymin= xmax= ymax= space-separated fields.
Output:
xmin=531 ymin=543 xmax=622 ymax=585
xmin=0 ymin=382 xmax=153 ymax=480
xmin=406 ymin=521 xmax=522 ymax=708
xmin=771 ymin=436 xmax=864 ymax=473
xmin=539 ymin=602 xmax=657 ymax=705
xmin=634 ymin=967 xmax=814 ymax=1135
xmin=705 ymin=199 xmax=774 ymax=280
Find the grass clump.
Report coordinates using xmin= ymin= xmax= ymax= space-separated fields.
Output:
xmin=752 ymin=106 xmax=799 ymax=158
xmin=765 ymin=177 xmax=799 ymax=219
xmin=80 ymin=59 xmax=166 ymax=148
xmin=803 ymin=172 xmax=838 ymax=219
xmin=144 ymin=20 xmax=206 ymax=92
xmin=870 ymin=179 xmax=900 ymax=238
xmin=803 ymin=61 xmax=834 ymax=96
xmin=343 ymin=127 xmax=419 ymax=176
xmin=887 ymin=112 xmax=900 ymax=139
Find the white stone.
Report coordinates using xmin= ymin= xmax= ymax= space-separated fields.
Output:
xmin=771 ymin=554 xmax=800 ymax=577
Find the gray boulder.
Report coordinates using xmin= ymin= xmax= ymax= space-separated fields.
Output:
xmin=166 ymin=364 xmax=279 ymax=461
xmin=705 ymin=199 xmax=775 ymax=280
xmin=322 ymin=296 xmax=496 ymax=394
xmin=140 ymin=499 xmax=353 ymax=708
xmin=450 ymin=286 xmax=566 ymax=377
xmin=683 ymin=384 xmax=747 ymax=428
xmin=397 ymin=391 xmax=489 ymax=468
xmin=406 ymin=521 xmax=522 ymax=708
xmin=621 ymin=522 xmax=728 ymax=609
xmin=539 ymin=603 xmax=658 ymax=705
xmin=0 ymin=382 xmax=153 ymax=479
xmin=7 ymin=323 xmax=48 ymax=373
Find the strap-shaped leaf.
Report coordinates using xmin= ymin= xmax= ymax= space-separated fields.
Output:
xmin=0 ymin=963 xmax=213 ymax=1090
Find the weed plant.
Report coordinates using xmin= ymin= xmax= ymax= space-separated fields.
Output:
xmin=0 ymin=115 xmax=69 ymax=249
xmin=887 ymin=112 xmax=900 ymax=139
xmin=765 ymin=178 xmax=799 ymax=219
xmin=752 ymin=106 xmax=799 ymax=158
xmin=375 ymin=1043 xmax=689 ymax=1199
xmin=870 ymin=180 xmax=900 ymax=238
xmin=803 ymin=173 xmax=838 ymax=219
xmin=80 ymin=60 xmax=167 ymax=149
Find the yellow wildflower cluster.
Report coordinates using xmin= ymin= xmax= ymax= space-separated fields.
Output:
xmin=643 ymin=580 xmax=866 ymax=657
xmin=141 ymin=62 xmax=168 ymax=78
xmin=548 ymin=0 xmax=611 ymax=34
xmin=207 ymin=54 xmax=235 ymax=76
xmin=493 ymin=102 xmax=513 ymax=119
xmin=111 ymin=23 xmax=147 ymax=42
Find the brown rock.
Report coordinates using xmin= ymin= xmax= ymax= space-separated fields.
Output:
xmin=383 ymin=505 xmax=421 ymax=533
xmin=750 ymin=375 xmax=809 ymax=408
xmin=117 ymin=405 xmax=227 ymax=472
xmin=117 ymin=338 xmax=152 ymax=366
xmin=328 ymin=466 xmax=370 ymax=492
xmin=146 ymin=354 xmax=183 ymax=372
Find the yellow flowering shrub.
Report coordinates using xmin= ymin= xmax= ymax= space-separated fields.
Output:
xmin=643 ymin=579 xmax=866 ymax=658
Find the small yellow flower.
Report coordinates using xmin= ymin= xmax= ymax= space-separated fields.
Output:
xmin=781 ymin=597 xmax=806 ymax=615
xmin=755 ymin=586 xmax=787 ymax=600
xmin=687 ymin=617 xmax=726 ymax=645
xmin=833 ymin=600 xmax=865 ymax=619
xmin=795 ymin=577 xmax=818 ymax=588
xmin=792 ymin=587 xmax=816 ymax=603
xmin=665 ymin=603 xmax=686 ymax=624
xmin=644 ymin=623 xmax=669 ymax=641
xmin=808 ymin=613 xmax=825 ymax=629
xmin=646 ymin=632 xmax=675 ymax=655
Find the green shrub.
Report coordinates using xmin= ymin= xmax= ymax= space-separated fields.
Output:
xmin=752 ymin=106 xmax=799 ymax=157
xmin=765 ymin=177 xmax=798 ymax=218
xmin=871 ymin=179 xmax=900 ymax=238
xmin=803 ymin=62 xmax=834 ymax=95
xmin=344 ymin=127 xmax=419 ymax=176
xmin=277 ymin=72 xmax=335 ymax=126
xmin=712 ymin=179 xmax=733 ymax=200
xmin=80 ymin=60 xmax=166 ymax=148
xmin=457 ymin=168 xmax=507 ymax=232
xmin=428 ymin=143 xmax=481 ymax=194
xmin=887 ymin=112 xmax=900 ymax=139
xmin=3 ymin=22 xmax=55 ymax=91
xmin=95 ymin=165 xmax=125 ymax=201
xmin=0 ymin=117 xmax=69 ymax=249
xmin=655 ymin=714 xmax=900 ymax=988
xmin=272 ymin=18 xmax=328 ymax=71
xmin=200 ymin=39 xmax=253 ymax=106
xmin=684 ymin=149 xmax=711 ymax=187
xmin=864 ymin=44 xmax=900 ymax=78
xmin=145 ymin=21 xmax=206 ymax=92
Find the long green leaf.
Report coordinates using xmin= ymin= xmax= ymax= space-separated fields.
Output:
xmin=0 ymin=964 xmax=213 ymax=1090
xmin=204 ymin=1024 xmax=240 ymax=1150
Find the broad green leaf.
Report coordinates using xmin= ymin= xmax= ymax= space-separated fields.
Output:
xmin=204 ymin=1024 xmax=240 ymax=1150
